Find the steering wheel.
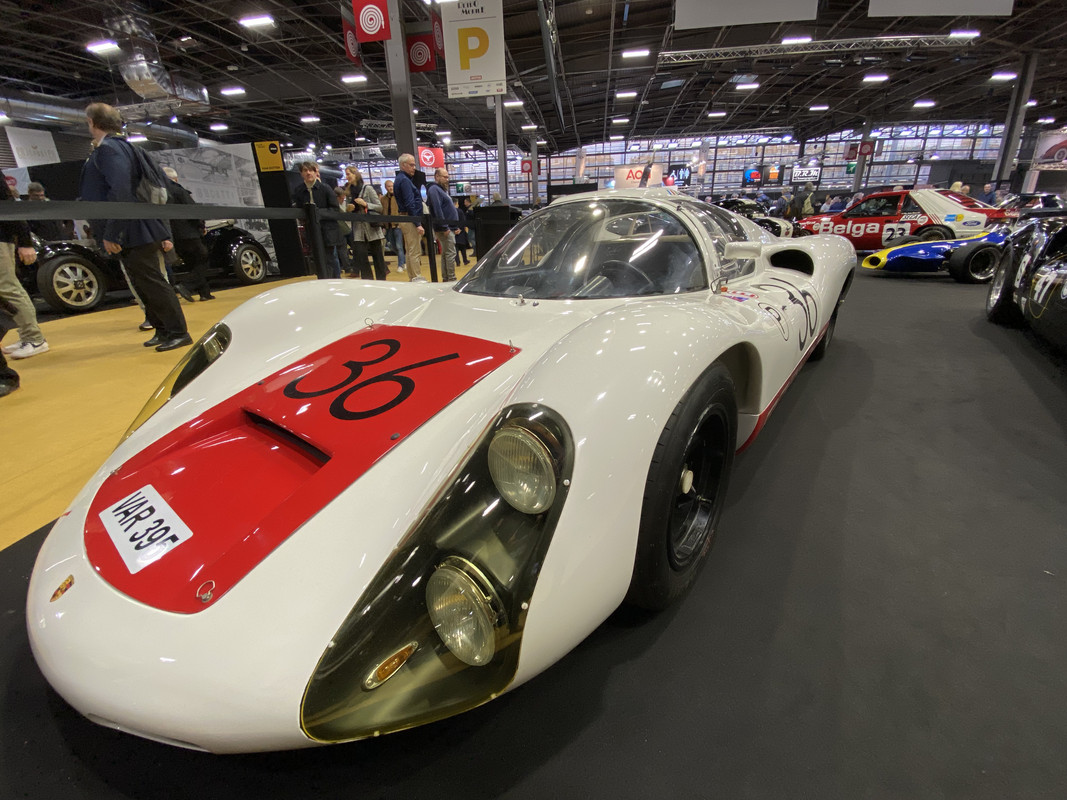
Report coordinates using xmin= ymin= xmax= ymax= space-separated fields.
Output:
xmin=592 ymin=259 xmax=659 ymax=294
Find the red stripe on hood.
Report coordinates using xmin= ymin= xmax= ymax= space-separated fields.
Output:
xmin=84 ymin=325 xmax=518 ymax=613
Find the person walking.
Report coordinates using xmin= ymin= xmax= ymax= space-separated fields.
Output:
xmin=380 ymin=179 xmax=405 ymax=273
xmin=291 ymin=161 xmax=343 ymax=280
xmin=0 ymin=168 xmax=49 ymax=360
xmin=344 ymin=166 xmax=388 ymax=280
xmin=162 ymin=166 xmax=214 ymax=300
xmin=79 ymin=103 xmax=190 ymax=352
xmin=393 ymin=154 xmax=426 ymax=282
xmin=426 ymin=167 xmax=459 ymax=281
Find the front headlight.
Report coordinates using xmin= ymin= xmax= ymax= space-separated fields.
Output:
xmin=488 ymin=423 xmax=557 ymax=513
xmin=122 ymin=323 xmax=231 ymax=440
xmin=426 ymin=557 xmax=507 ymax=666
xmin=301 ymin=403 xmax=573 ymax=744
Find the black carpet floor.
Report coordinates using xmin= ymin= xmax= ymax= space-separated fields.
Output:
xmin=2 ymin=269 xmax=1066 ymax=800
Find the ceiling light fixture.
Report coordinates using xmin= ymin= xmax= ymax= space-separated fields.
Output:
xmin=863 ymin=74 xmax=889 ymax=82
xmin=707 ymin=111 xmax=727 ymax=118
xmin=521 ymin=124 xmax=537 ymax=130
xmin=610 ymin=135 xmax=624 ymax=140
xmin=503 ymin=100 xmax=524 ymax=108
xmin=612 ymin=117 xmax=629 ymax=124
xmin=435 ymin=130 xmax=451 ymax=135
xmin=239 ymin=14 xmax=274 ymax=28
xmin=341 ymin=74 xmax=367 ymax=84
xmin=210 ymin=123 xmax=229 ymax=131
xmin=735 ymin=82 xmax=760 ymax=90
xmin=536 ymin=139 xmax=547 ymax=145
xmin=621 ymin=48 xmax=650 ymax=58
xmin=949 ymin=30 xmax=980 ymax=38
xmin=913 ymin=100 xmax=936 ymax=108
xmin=1026 ymin=99 xmax=1037 ymax=107
xmin=990 ymin=71 xmax=1017 ymax=81
xmin=86 ymin=40 xmax=120 ymax=54
xmin=300 ymin=115 xmax=320 ymax=123
xmin=616 ymin=90 xmax=638 ymax=99
xmin=809 ymin=104 xmax=830 ymax=111
xmin=220 ymin=87 xmax=245 ymax=96
xmin=1037 ymin=117 xmax=1056 ymax=124
xmin=782 ymin=35 xmax=812 ymax=44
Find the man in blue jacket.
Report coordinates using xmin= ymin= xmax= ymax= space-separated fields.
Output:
xmin=79 ymin=103 xmax=190 ymax=352
xmin=426 ymin=167 xmax=459 ymax=281
xmin=393 ymin=153 xmax=426 ymax=282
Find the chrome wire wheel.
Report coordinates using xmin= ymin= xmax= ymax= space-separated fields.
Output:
xmin=52 ymin=261 xmax=101 ymax=309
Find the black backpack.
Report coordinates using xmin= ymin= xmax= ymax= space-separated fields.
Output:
xmin=118 ymin=138 xmax=168 ymax=205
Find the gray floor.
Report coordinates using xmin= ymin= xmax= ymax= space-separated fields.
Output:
xmin=2 ymin=268 xmax=1066 ymax=799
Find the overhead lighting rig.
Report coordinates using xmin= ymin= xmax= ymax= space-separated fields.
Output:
xmin=658 ymin=34 xmax=979 ymax=65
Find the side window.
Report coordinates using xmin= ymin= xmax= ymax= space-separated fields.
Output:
xmin=901 ymin=195 xmax=923 ymax=214
xmin=691 ymin=209 xmax=753 ymax=281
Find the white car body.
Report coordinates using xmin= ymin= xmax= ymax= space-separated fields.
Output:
xmin=27 ymin=190 xmax=856 ymax=752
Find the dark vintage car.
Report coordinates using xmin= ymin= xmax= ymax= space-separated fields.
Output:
xmin=995 ymin=193 xmax=1067 ymax=223
xmin=987 ymin=218 xmax=1067 ymax=354
xmin=19 ymin=222 xmax=272 ymax=314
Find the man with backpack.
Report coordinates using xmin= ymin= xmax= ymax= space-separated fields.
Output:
xmin=80 ymin=103 xmax=190 ymax=352
xmin=790 ymin=182 xmax=816 ymax=220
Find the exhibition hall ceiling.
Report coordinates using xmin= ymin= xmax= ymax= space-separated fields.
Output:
xmin=1 ymin=0 xmax=1064 ymax=155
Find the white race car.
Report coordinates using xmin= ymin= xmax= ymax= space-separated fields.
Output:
xmin=27 ymin=190 xmax=856 ymax=752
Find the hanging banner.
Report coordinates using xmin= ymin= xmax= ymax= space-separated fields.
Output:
xmin=675 ymin=0 xmax=817 ymax=28
xmin=352 ymin=0 xmax=390 ymax=43
xmin=418 ymin=147 xmax=445 ymax=170
xmin=1032 ymin=130 xmax=1067 ymax=168
xmin=430 ymin=9 xmax=446 ymax=57
xmin=441 ymin=0 xmax=506 ymax=98
xmin=5 ymin=126 xmax=60 ymax=167
xmin=869 ymin=0 xmax=1012 ymax=15
xmin=407 ymin=33 xmax=437 ymax=73
xmin=341 ymin=20 xmax=361 ymax=64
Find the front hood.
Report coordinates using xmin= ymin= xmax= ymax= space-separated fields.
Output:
xmin=84 ymin=324 xmax=518 ymax=614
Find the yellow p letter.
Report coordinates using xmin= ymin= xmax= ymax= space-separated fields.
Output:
xmin=458 ymin=27 xmax=489 ymax=70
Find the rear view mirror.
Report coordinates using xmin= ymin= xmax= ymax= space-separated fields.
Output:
xmin=723 ymin=241 xmax=763 ymax=260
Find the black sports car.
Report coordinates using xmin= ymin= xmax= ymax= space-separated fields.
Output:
xmin=20 ymin=222 xmax=272 ymax=314
xmin=987 ymin=218 xmax=1067 ymax=354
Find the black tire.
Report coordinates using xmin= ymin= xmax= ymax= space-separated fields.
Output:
xmin=915 ymin=225 xmax=953 ymax=241
xmin=948 ymin=242 xmax=1000 ymax=283
xmin=232 ymin=244 xmax=268 ymax=284
xmin=626 ymin=363 xmax=737 ymax=610
xmin=887 ymin=234 xmax=922 ymax=246
xmin=809 ymin=307 xmax=838 ymax=361
xmin=986 ymin=249 xmax=1024 ymax=326
xmin=36 ymin=255 xmax=108 ymax=313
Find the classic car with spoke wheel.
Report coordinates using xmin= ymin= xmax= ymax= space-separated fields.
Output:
xmin=27 ymin=189 xmax=856 ymax=752
xmin=20 ymin=222 xmax=272 ymax=313
xmin=986 ymin=218 xmax=1067 ymax=353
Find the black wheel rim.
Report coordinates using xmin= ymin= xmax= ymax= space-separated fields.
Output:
xmin=668 ymin=408 xmax=728 ymax=570
xmin=969 ymin=249 xmax=998 ymax=281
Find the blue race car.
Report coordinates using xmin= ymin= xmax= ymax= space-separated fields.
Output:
xmin=861 ymin=227 xmax=1010 ymax=284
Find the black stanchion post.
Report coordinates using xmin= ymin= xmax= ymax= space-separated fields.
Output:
xmin=304 ymin=203 xmax=327 ymax=279
xmin=423 ymin=212 xmax=438 ymax=282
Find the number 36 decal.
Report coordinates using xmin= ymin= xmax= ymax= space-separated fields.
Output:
xmin=283 ymin=338 xmax=459 ymax=421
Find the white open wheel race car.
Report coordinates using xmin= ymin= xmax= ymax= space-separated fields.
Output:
xmin=27 ymin=189 xmax=856 ymax=752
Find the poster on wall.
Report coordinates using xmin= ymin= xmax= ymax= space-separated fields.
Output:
xmin=156 ymin=143 xmax=276 ymax=262
xmin=5 ymin=126 xmax=60 ymax=167
xmin=614 ymin=163 xmax=663 ymax=188
xmin=441 ymin=0 xmax=506 ymax=98
xmin=1031 ymin=129 xmax=1067 ymax=169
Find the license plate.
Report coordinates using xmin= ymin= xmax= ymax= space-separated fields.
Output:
xmin=99 ymin=484 xmax=194 ymax=574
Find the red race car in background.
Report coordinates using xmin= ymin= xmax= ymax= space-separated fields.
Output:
xmin=797 ymin=189 xmax=993 ymax=250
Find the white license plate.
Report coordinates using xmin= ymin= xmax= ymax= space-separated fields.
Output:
xmin=99 ymin=484 xmax=194 ymax=574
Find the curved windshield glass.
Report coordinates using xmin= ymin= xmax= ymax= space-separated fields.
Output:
xmin=455 ymin=199 xmax=707 ymax=299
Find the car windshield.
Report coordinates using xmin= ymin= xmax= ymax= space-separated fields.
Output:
xmin=455 ymin=198 xmax=707 ymax=299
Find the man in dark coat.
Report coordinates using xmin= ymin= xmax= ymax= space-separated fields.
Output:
xmin=79 ymin=102 xmax=190 ymax=352
xmin=162 ymin=166 xmax=214 ymax=300
xmin=291 ymin=161 xmax=343 ymax=279
xmin=394 ymin=153 xmax=426 ymax=282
